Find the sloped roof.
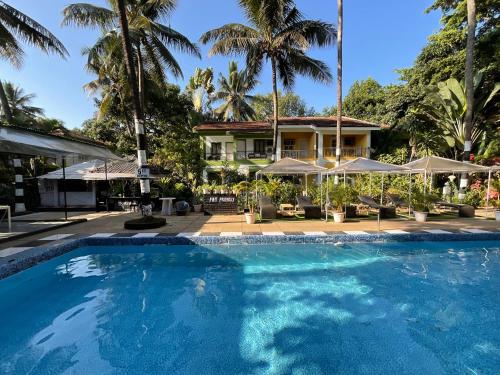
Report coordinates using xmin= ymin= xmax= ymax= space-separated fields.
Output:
xmin=37 ymin=160 xmax=105 ymax=180
xmin=402 ymin=156 xmax=490 ymax=173
xmin=0 ymin=125 xmax=121 ymax=160
xmin=194 ymin=116 xmax=379 ymax=132
xmin=325 ymin=157 xmax=409 ymax=174
xmin=257 ymin=157 xmax=326 ymax=175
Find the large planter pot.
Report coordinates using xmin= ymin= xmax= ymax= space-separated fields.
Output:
xmin=414 ymin=211 xmax=428 ymax=222
xmin=194 ymin=204 xmax=202 ymax=212
xmin=333 ymin=212 xmax=345 ymax=223
xmin=244 ymin=212 xmax=256 ymax=224
xmin=202 ymin=188 xmax=209 ymax=194
xmin=495 ymin=210 xmax=500 ymax=221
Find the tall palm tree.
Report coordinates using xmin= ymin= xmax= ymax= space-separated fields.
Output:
xmin=115 ymin=0 xmax=155 ymax=222
xmin=0 ymin=81 xmax=44 ymax=123
xmin=63 ymin=0 xmax=200 ymax=112
xmin=460 ymin=0 xmax=476 ymax=198
xmin=213 ymin=61 xmax=257 ymax=121
xmin=201 ymin=0 xmax=336 ymax=159
xmin=335 ymin=0 xmax=343 ymax=167
xmin=0 ymin=1 xmax=67 ymax=122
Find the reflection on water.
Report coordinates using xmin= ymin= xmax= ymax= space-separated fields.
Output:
xmin=0 ymin=242 xmax=498 ymax=374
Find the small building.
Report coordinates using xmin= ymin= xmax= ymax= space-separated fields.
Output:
xmin=194 ymin=116 xmax=380 ymax=180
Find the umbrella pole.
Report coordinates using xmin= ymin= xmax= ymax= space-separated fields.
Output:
xmin=105 ymin=159 xmax=109 ymax=212
xmin=320 ymin=173 xmax=323 ymax=210
xmin=408 ymin=172 xmax=412 ymax=217
xmin=326 ymin=174 xmax=329 ymax=221
xmin=62 ymin=157 xmax=67 ymax=221
xmin=344 ymin=170 xmax=347 ymax=213
xmin=486 ymin=170 xmax=491 ymax=216
xmin=378 ymin=173 xmax=384 ymax=232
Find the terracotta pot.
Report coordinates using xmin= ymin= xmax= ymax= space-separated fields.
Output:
xmin=414 ymin=211 xmax=428 ymax=222
xmin=244 ymin=212 xmax=256 ymax=224
xmin=333 ymin=212 xmax=345 ymax=223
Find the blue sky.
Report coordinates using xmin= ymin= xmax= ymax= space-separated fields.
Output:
xmin=5 ymin=0 xmax=441 ymax=129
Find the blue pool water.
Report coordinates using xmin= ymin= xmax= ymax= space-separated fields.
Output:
xmin=0 ymin=241 xmax=499 ymax=375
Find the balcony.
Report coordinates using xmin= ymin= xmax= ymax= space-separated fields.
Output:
xmin=323 ymin=147 xmax=369 ymax=158
xmin=205 ymin=151 xmax=273 ymax=161
xmin=280 ymin=150 xmax=316 ymax=159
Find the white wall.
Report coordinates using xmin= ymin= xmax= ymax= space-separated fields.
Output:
xmin=38 ymin=179 xmax=96 ymax=208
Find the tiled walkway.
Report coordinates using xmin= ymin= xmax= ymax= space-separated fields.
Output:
xmin=1 ymin=211 xmax=498 ymax=259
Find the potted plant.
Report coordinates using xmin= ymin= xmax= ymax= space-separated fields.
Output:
xmin=411 ymin=187 xmax=438 ymax=222
xmin=219 ymin=184 xmax=228 ymax=195
xmin=244 ymin=193 xmax=256 ymax=224
xmin=193 ymin=187 xmax=203 ymax=212
xmin=201 ymin=183 xmax=211 ymax=195
xmin=329 ymin=185 xmax=355 ymax=223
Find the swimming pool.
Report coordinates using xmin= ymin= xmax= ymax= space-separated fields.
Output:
xmin=0 ymin=240 xmax=498 ymax=374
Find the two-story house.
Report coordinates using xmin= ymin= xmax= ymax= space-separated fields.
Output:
xmin=194 ymin=116 xmax=380 ymax=181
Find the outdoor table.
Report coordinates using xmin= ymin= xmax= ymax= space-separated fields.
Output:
xmin=0 ymin=205 xmax=11 ymax=232
xmin=160 ymin=197 xmax=175 ymax=216
xmin=107 ymin=197 xmax=141 ymax=212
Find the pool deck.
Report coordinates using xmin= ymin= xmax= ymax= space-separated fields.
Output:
xmin=0 ymin=210 xmax=498 ymax=266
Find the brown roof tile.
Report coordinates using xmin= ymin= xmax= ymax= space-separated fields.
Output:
xmin=194 ymin=116 xmax=379 ymax=132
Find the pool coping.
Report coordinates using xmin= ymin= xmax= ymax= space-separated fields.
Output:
xmin=1 ymin=232 xmax=499 ymax=280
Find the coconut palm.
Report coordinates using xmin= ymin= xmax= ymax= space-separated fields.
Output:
xmin=0 ymin=1 xmax=67 ymax=122
xmin=0 ymin=81 xmax=44 ymax=124
xmin=63 ymin=0 xmax=200 ymax=111
xmin=200 ymin=0 xmax=336 ymax=158
xmin=335 ymin=0 xmax=343 ymax=167
xmin=213 ymin=61 xmax=257 ymax=121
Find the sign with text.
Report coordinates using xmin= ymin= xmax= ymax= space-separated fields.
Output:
xmin=203 ymin=194 xmax=238 ymax=215
xmin=137 ymin=167 xmax=150 ymax=179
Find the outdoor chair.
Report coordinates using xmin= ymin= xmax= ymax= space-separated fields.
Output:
xmin=358 ymin=195 xmax=396 ymax=219
xmin=436 ymin=201 xmax=475 ymax=218
xmin=387 ymin=194 xmax=408 ymax=208
xmin=259 ymin=196 xmax=277 ymax=220
xmin=175 ymin=201 xmax=190 ymax=216
xmin=296 ymin=196 xmax=321 ymax=219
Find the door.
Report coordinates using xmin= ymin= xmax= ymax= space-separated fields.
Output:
xmin=298 ymin=139 xmax=308 ymax=158
xmin=236 ymin=139 xmax=246 ymax=159
xmin=226 ymin=142 xmax=234 ymax=161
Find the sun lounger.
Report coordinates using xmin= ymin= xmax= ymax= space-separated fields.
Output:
xmin=296 ymin=196 xmax=321 ymax=219
xmin=175 ymin=201 xmax=190 ymax=216
xmin=259 ymin=196 xmax=277 ymax=219
xmin=358 ymin=195 xmax=396 ymax=219
xmin=387 ymin=194 xmax=408 ymax=208
xmin=436 ymin=201 xmax=475 ymax=218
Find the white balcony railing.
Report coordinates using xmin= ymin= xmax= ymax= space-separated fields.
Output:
xmin=323 ymin=147 xmax=369 ymax=158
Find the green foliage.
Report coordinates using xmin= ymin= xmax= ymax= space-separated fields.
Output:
xmin=328 ymin=184 xmax=357 ymax=212
xmin=186 ymin=67 xmax=215 ymax=114
xmin=252 ymin=91 xmax=316 ymax=120
xmin=410 ymin=186 xmax=439 ymax=212
xmin=277 ymin=181 xmax=299 ymax=206
xmin=212 ymin=61 xmax=257 ymax=121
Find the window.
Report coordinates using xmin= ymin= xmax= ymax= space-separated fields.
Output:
xmin=254 ymin=139 xmax=273 ymax=154
xmin=343 ymin=136 xmax=356 ymax=147
xmin=210 ymin=142 xmax=222 ymax=155
xmin=284 ymin=139 xmax=295 ymax=151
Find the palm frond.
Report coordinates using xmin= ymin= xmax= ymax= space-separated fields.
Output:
xmin=151 ymin=22 xmax=200 ymax=57
xmin=0 ymin=1 xmax=68 ymax=58
xmin=62 ymin=3 xmax=115 ymax=30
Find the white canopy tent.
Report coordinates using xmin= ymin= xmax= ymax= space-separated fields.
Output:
xmin=256 ymin=157 xmax=326 ymax=194
xmin=322 ymin=158 xmax=410 ymax=224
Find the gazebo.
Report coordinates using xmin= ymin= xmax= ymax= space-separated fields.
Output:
xmin=256 ymin=157 xmax=326 ymax=193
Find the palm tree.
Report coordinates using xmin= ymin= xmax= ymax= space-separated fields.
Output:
xmin=186 ymin=67 xmax=215 ymax=114
xmin=201 ymin=0 xmax=336 ymax=159
xmin=213 ymin=61 xmax=257 ymax=121
xmin=63 ymin=0 xmax=200 ymax=111
xmin=0 ymin=81 xmax=44 ymax=123
xmin=335 ymin=0 xmax=343 ymax=167
xmin=0 ymin=1 xmax=67 ymax=122
xmin=460 ymin=0 xmax=476 ymax=198
xmin=115 ymin=0 xmax=156 ymax=222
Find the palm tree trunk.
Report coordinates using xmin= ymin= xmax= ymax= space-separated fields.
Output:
xmin=271 ymin=57 xmax=279 ymax=161
xmin=460 ymin=0 xmax=476 ymax=199
xmin=116 ymin=0 xmax=152 ymax=216
xmin=136 ymin=43 xmax=145 ymax=112
xmin=335 ymin=0 xmax=343 ymax=168
xmin=0 ymin=80 xmax=13 ymax=123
